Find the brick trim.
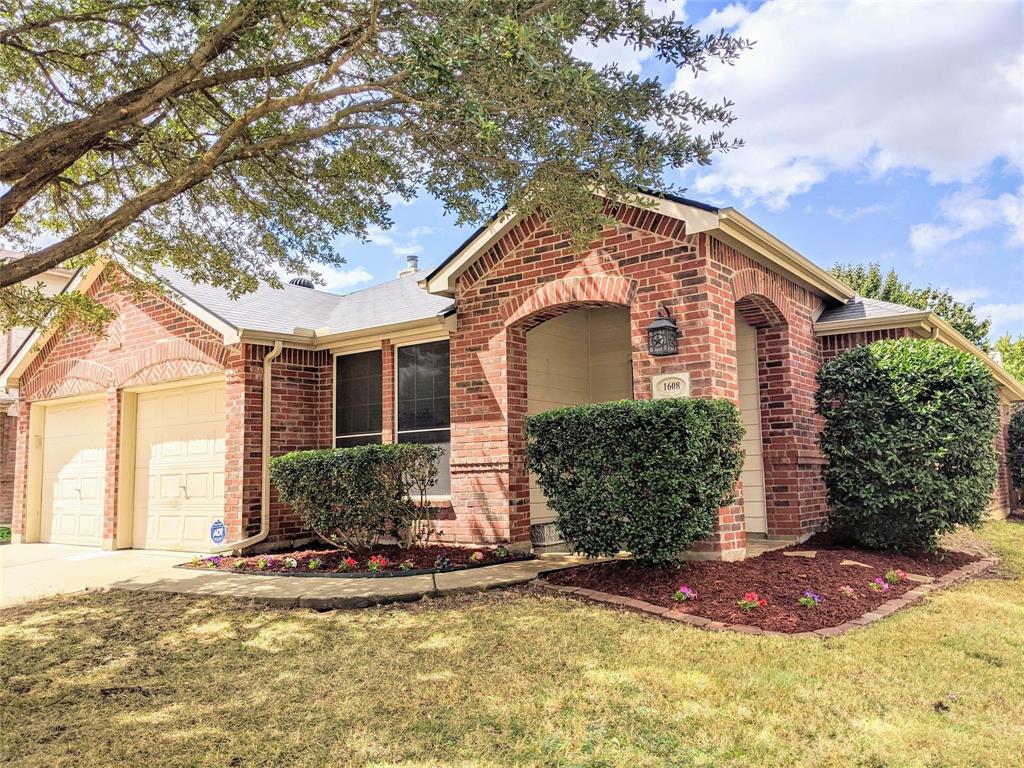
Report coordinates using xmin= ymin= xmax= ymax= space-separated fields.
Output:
xmin=730 ymin=267 xmax=794 ymax=327
xmin=500 ymin=274 xmax=638 ymax=329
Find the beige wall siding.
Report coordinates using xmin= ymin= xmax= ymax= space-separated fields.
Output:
xmin=527 ymin=307 xmax=631 ymax=525
xmin=736 ymin=316 xmax=767 ymax=534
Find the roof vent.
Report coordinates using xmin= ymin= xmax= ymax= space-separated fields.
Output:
xmin=288 ymin=276 xmax=315 ymax=289
xmin=398 ymin=254 xmax=419 ymax=277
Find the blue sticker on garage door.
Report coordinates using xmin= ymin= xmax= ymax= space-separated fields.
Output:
xmin=210 ymin=519 xmax=226 ymax=544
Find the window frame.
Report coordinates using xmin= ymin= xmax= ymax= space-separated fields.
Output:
xmin=332 ymin=344 xmax=384 ymax=449
xmin=394 ymin=335 xmax=452 ymax=500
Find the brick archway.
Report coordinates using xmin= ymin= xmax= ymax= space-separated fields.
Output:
xmin=732 ymin=283 xmax=804 ymax=539
xmin=501 ymin=275 xmax=638 ymax=330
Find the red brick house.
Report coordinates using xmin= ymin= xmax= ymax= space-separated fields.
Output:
xmin=2 ymin=193 xmax=1021 ymax=558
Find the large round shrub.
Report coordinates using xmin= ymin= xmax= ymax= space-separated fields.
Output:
xmin=815 ymin=338 xmax=1000 ymax=550
xmin=1009 ymin=406 xmax=1024 ymax=494
xmin=525 ymin=398 xmax=744 ymax=565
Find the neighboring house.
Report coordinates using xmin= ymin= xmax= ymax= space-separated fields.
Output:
xmin=1 ymin=194 xmax=1021 ymax=557
xmin=0 ymin=250 xmax=74 ymax=526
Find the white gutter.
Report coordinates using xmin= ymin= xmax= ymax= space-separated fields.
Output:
xmin=209 ymin=340 xmax=283 ymax=553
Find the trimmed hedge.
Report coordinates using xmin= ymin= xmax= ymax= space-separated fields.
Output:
xmin=525 ymin=398 xmax=744 ymax=565
xmin=1009 ymin=406 xmax=1024 ymax=494
xmin=270 ymin=443 xmax=442 ymax=549
xmin=815 ymin=338 xmax=1000 ymax=551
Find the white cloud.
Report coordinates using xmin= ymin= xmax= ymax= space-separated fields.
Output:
xmin=680 ymin=0 xmax=1024 ymax=209
xmin=826 ymin=203 xmax=885 ymax=222
xmin=321 ymin=265 xmax=373 ymax=292
xmin=573 ymin=1 xmax=687 ymax=74
xmin=948 ymin=287 xmax=991 ymax=304
xmin=976 ymin=302 xmax=1024 ymax=334
xmin=909 ymin=185 xmax=1024 ymax=254
xmin=696 ymin=3 xmax=750 ymax=33
xmin=392 ymin=243 xmax=423 ymax=257
xmin=407 ymin=225 xmax=434 ymax=238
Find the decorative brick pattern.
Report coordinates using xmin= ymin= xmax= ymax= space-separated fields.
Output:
xmin=532 ymin=555 xmax=998 ymax=636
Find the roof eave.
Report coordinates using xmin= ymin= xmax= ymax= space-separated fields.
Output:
xmin=715 ymin=209 xmax=856 ymax=303
xmin=814 ymin=311 xmax=1024 ymax=402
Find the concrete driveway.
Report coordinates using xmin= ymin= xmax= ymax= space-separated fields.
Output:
xmin=0 ymin=543 xmax=193 ymax=607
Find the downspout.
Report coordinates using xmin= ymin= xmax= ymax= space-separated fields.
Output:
xmin=209 ymin=340 xmax=284 ymax=553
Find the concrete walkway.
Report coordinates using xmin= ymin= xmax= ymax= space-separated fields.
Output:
xmin=0 ymin=543 xmax=199 ymax=607
xmin=106 ymin=553 xmax=590 ymax=609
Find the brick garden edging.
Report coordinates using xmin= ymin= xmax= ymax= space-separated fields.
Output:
xmin=532 ymin=556 xmax=999 ymax=638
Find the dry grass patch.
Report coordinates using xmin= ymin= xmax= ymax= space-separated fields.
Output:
xmin=2 ymin=522 xmax=1024 ymax=768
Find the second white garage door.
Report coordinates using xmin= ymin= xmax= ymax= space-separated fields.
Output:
xmin=133 ymin=381 xmax=226 ymax=551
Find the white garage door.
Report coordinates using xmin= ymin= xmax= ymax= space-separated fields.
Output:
xmin=737 ymin=317 xmax=768 ymax=535
xmin=41 ymin=399 xmax=107 ymax=546
xmin=133 ymin=381 xmax=226 ymax=551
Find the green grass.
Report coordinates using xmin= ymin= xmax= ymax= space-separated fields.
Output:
xmin=3 ymin=522 xmax=1024 ymax=768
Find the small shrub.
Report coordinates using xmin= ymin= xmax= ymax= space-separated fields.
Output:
xmin=308 ymin=559 xmax=322 ymax=571
xmin=525 ymin=398 xmax=744 ymax=565
xmin=797 ymin=590 xmax=822 ymax=608
xmin=884 ymin=568 xmax=907 ymax=585
xmin=270 ymin=443 xmax=441 ymax=549
xmin=1009 ymin=406 xmax=1024 ymax=493
xmin=737 ymin=592 xmax=767 ymax=611
xmin=0 ymin=526 xmax=11 ymax=544
xmin=671 ymin=585 xmax=697 ymax=602
xmin=816 ymin=339 xmax=1000 ymax=551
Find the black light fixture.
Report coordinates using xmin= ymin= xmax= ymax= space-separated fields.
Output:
xmin=647 ymin=304 xmax=679 ymax=356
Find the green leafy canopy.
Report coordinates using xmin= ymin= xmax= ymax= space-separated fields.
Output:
xmin=0 ymin=0 xmax=749 ymax=332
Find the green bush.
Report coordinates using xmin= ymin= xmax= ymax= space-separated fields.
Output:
xmin=815 ymin=338 xmax=1000 ymax=551
xmin=270 ymin=443 xmax=442 ymax=549
xmin=1009 ymin=406 xmax=1024 ymax=494
xmin=0 ymin=526 xmax=10 ymax=544
xmin=525 ymin=398 xmax=744 ymax=565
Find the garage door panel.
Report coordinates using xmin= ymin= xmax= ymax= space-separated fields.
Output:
xmin=41 ymin=399 xmax=106 ymax=546
xmin=133 ymin=382 xmax=226 ymax=551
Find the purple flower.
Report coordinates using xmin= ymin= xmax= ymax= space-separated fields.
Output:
xmin=672 ymin=585 xmax=697 ymax=602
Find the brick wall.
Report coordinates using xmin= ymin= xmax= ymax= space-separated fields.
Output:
xmin=447 ymin=201 xmax=827 ymax=556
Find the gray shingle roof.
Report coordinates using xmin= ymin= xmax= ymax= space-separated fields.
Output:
xmin=156 ymin=267 xmax=453 ymax=337
xmin=817 ymin=295 xmax=925 ymax=324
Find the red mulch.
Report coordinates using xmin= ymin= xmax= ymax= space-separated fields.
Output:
xmin=545 ymin=534 xmax=980 ymax=632
xmin=184 ymin=544 xmax=526 ymax=576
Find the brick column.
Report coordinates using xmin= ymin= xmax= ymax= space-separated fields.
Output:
xmin=101 ymin=388 xmax=124 ymax=549
xmin=223 ymin=351 xmax=249 ymax=543
xmin=10 ymin=399 xmax=31 ymax=540
xmin=381 ymin=340 xmax=395 ymax=443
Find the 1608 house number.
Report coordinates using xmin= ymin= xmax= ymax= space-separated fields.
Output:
xmin=651 ymin=372 xmax=691 ymax=399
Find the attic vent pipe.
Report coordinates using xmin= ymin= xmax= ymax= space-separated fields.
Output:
xmin=289 ymin=276 xmax=315 ymax=289
xmin=398 ymin=254 xmax=419 ymax=277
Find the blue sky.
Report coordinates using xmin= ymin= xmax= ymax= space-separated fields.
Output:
xmin=325 ymin=0 xmax=1024 ymax=337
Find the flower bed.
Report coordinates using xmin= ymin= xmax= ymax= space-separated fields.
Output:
xmin=543 ymin=535 xmax=980 ymax=632
xmin=182 ymin=544 xmax=529 ymax=578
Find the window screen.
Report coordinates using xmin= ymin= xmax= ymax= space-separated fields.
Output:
xmin=334 ymin=350 xmax=382 ymax=447
xmin=397 ymin=340 xmax=451 ymax=494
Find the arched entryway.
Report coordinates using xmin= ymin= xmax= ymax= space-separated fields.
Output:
xmin=525 ymin=306 xmax=633 ymax=545
xmin=733 ymin=281 xmax=793 ymax=542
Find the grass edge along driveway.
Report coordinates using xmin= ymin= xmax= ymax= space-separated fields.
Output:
xmin=2 ymin=521 xmax=1023 ymax=768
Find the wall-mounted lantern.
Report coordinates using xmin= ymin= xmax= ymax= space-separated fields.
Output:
xmin=646 ymin=305 xmax=679 ymax=357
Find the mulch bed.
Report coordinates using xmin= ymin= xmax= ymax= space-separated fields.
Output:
xmin=544 ymin=534 xmax=980 ymax=632
xmin=182 ymin=544 xmax=529 ymax=577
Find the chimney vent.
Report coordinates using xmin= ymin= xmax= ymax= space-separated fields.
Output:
xmin=288 ymin=276 xmax=315 ymax=289
xmin=398 ymin=254 xmax=419 ymax=277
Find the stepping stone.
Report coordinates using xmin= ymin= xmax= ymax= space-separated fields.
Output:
xmin=783 ymin=550 xmax=817 ymax=558
xmin=841 ymin=559 xmax=874 ymax=569
xmin=905 ymin=573 xmax=934 ymax=583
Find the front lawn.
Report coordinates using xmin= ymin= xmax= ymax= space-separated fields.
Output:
xmin=3 ymin=523 xmax=1023 ymax=768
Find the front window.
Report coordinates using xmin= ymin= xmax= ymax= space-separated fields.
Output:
xmin=397 ymin=340 xmax=451 ymax=495
xmin=334 ymin=350 xmax=382 ymax=447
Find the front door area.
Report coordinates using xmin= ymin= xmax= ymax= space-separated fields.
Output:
xmin=736 ymin=316 xmax=768 ymax=535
